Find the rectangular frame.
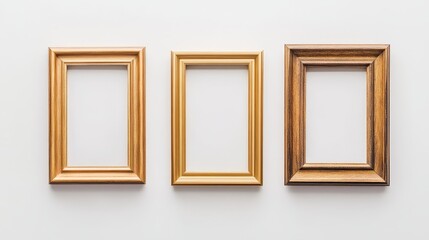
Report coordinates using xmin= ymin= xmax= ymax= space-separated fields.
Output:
xmin=171 ymin=52 xmax=263 ymax=185
xmin=49 ymin=47 xmax=145 ymax=183
xmin=285 ymin=44 xmax=390 ymax=185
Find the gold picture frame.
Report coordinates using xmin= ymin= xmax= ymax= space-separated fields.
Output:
xmin=49 ymin=47 xmax=145 ymax=183
xmin=171 ymin=52 xmax=263 ymax=185
xmin=285 ymin=44 xmax=390 ymax=185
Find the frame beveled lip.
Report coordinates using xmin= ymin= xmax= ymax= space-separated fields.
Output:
xmin=171 ymin=51 xmax=263 ymax=185
xmin=49 ymin=47 xmax=146 ymax=183
xmin=285 ymin=44 xmax=390 ymax=185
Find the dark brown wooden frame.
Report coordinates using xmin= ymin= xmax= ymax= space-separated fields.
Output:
xmin=285 ymin=44 xmax=390 ymax=185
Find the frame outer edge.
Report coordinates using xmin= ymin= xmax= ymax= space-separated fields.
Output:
xmin=171 ymin=51 xmax=178 ymax=185
xmin=384 ymin=45 xmax=390 ymax=185
xmin=259 ymin=51 xmax=264 ymax=185
xmin=284 ymin=45 xmax=292 ymax=184
xmin=139 ymin=47 xmax=146 ymax=183
xmin=48 ymin=48 xmax=56 ymax=183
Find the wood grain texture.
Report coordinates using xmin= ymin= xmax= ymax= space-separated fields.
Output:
xmin=171 ymin=52 xmax=263 ymax=185
xmin=49 ymin=47 xmax=145 ymax=184
xmin=285 ymin=44 xmax=389 ymax=185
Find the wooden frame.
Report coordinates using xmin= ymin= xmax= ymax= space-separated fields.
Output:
xmin=171 ymin=52 xmax=263 ymax=185
xmin=49 ymin=47 xmax=145 ymax=183
xmin=285 ymin=44 xmax=389 ymax=185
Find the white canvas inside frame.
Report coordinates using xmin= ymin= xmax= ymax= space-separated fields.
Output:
xmin=305 ymin=66 xmax=367 ymax=163
xmin=185 ymin=65 xmax=249 ymax=172
xmin=67 ymin=65 xmax=128 ymax=167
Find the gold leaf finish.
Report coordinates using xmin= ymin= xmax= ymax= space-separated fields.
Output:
xmin=171 ymin=52 xmax=263 ymax=185
xmin=49 ymin=47 xmax=145 ymax=183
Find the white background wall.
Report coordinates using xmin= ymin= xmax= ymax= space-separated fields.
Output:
xmin=0 ymin=0 xmax=428 ymax=239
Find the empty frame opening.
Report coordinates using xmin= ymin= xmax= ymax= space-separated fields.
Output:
xmin=305 ymin=66 xmax=366 ymax=163
xmin=186 ymin=65 xmax=248 ymax=172
xmin=67 ymin=65 xmax=128 ymax=167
